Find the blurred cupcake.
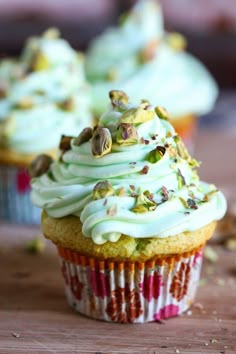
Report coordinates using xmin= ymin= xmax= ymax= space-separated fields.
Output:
xmin=85 ymin=0 xmax=218 ymax=149
xmin=31 ymin=90 xmax=226 ymax=323
xmin=0 ymin=28 xmax=92 ymax=224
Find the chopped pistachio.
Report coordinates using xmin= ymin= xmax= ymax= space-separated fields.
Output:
xmin=74 ymin=127 xmax=93 ymax=146
xmin=131 ymin=192 xmax=157 ymax=213
xmin=31 ymin=51 xmax=49 ymax=71
xmin=28 ymin=154 xmax=53 ymax=178
xmin=140 ymin=165 xmax=149 ymax=175
xmin=109 ymin=90 xmax=129 ymax=109
xmin=187 ymin=198 xmax=198 ymax=209
xmin=155 ymin=106 xmax=169 ymax=120
xmin=93 ymin=180 xmax=115 ymax=200
xmin=203 ymin=189 xmax=218 ymax=202
xmin=116 ymin=187 xmax=126 ymax=197
xmin=179 ymin=197 xmax=189 ymax=209
xmin=120 ymin=107 xmax=155 ymax=124
xmin=14 ymin=97 xmax=33 ymax=109
xmin=26 ymin=237 xmax=45 ymax=254
xmin=174 ymin=135 xmax=193 ymax=163
xmin=138 ymin=39 xmax=159 ymax=63
xmin=143 ymin=190 xmax=154 ymax=200
xmin=107 ymin=68 xmax=118 ymax=81
xmin=161 ymin=186 xmax=169 ymax=201
xmin=59 ymin=135 xmax=73 ymax=152
xmin=91 ymin=127 xmax=112 ymax=158
xmin=146 ymin=146 xmax=166 ymax=163
xmin=116 ymin=123 xmax=138 ymax=145
xmin=177 ymin=168 xmax=186 ymax=189
xmin=57 ymin=97 xmax=74 ymax=111
xmin=166 ymin=32 xmax=187 ymax=51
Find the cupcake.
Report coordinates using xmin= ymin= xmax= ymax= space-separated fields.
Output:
xmin=0 ymin=28 xmax=92 ymax=224
xmin=85 ymin=0 xmax=218 ymax=149
xmin=30 ymin=90 xmax=226 ymax=323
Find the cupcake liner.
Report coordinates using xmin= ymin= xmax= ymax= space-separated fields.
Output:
xmin=0 ymin=164 xmax=41 ymax=224
xmin=57 ymin=245 xmax=204 ymax=323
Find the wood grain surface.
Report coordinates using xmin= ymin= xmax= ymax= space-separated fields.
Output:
xmin=0 ymin=131 xmax=236 ymax=354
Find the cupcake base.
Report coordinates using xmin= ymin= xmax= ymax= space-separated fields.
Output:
xmin=0 ymin=164 xmax=41 ymax=224
xmin=57 ymin=245 xmax=204 ymax=323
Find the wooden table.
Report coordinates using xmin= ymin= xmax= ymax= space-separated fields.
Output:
xmin=0 ymin=130 xmax=236 ymax=354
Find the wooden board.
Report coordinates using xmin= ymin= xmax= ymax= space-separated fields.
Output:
xmin=0 ymin=131 xmax=236 ymax=354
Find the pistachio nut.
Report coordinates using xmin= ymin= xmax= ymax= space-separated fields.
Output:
xmin=109 ymin=90 xmax=129 ymax=109
xmin=132 ymin=192 xmax=157 ymax=213
xmin=74 ymin=127 xmax=93 ymax=146
xmin=120 ymin=107 xmax=155 ymax=124
xmin=93 ymin=180 xmax=115 ymax=200
xmin=146 ymin=146 xmax=166 ymax=163
xmin=59 ymin=135 xmax=73 ymax=152
xmin=166 ymin=32 xmax=187 ymax=51
xmin=91 ymin=127 xmax=112 ymax=158
xmin=30 ymin=51 xmax=49 ymax=71
xmin=57 ymin=97 xmax=74 ymax=111
xmin=116 ymin=123 xmax=138 ymax=146
xmin=14 ymin=97 xmax=33 ymax=109
xmin=155 ymin=106 xmax=169 ymax=120
xmin=138 ymin=39 xmax=159 ymax=63
xmin=28 ymin=154 xmax=53 ymax=178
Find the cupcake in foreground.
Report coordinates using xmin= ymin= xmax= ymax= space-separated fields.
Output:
xmin=0 ymin=28 xmax=92 ymax=224
xmin=30 ymin=90 xmax=226 ymax=323
xmin=85 ymin=0 xmax=218 ymax=148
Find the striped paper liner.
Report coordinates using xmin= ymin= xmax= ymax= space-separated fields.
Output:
xmin=57 ymin=245 xmax=204 ymax=323
xmin=0 ymin=164 xmax=41 ymax=224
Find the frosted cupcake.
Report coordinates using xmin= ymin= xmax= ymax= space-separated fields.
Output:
xmin=0 ymin=28 xmax=92 ymax=224
xmin=30 ymin=90 xmax=226 ymax=323
xmin=85 ymin=0 xmax=218 ymax=148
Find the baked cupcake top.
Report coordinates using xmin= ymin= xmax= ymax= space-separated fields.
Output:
xmin=0 ymin=28 xmax=92 ymax=155
xmin=85 ymin=0 xmax=218 ymax=118
xmin=31 ymin=90 xmax=226 ymax=245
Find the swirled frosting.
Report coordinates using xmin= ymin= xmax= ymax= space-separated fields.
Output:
xmin=31 ymin=91 xmax=226 ymax=244
xmin=0 ymin=29 xmax=92 ymax=154
xmin=85 ymin=0 xmax=218 ymax=118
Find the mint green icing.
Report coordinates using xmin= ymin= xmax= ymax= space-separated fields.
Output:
xmin=85 ymin=0 xmax=218 ymax=118
xmin=0 ymin=29 xmax=92 ymax=154
xmin=31 ymin=95 xmax=226 ymax=244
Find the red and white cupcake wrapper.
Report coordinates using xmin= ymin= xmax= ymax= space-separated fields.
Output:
xmin=0 ymin=164 xmax=41 ymax=224
xmin=57 ymin=245 xmax=204 ymax=323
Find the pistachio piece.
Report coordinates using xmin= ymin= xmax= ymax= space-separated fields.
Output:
xmin=120 ymin=107 xmax=155 ymax=124
xmin=14 ymin=97 xmax=33 ymax=109
xmin=116 ymin=123 xmax=138 ymax=146
xmin=57 ymin=97 xmax=74 ymax=111
xmin=166 ymin=32 xmax=187 ymax=51
xmin=28 ymin=154 xmax=53 ymax=178
xmin=155 ymin=106 xmax=169 ymax=120
xmin=91 ymin=127 xmax=112 ymax=158
xmin=109 ymin=90 xmax=129 ymax=109
xmin=31 ymin=51 xmax=49 ymax=71
xmin=59 ymin=135 xmax=73 ymax=152
xmin=93 ymin=180 xmax=115 ymax=200
xmin=173 ymin=135 xmax=199 ymax=168
xmin=146 ymin=146 xmax=166 ymax=163
xmin=138 ymin=39 xmax=159 ymax=63
xmin=74 ymin=127 xmax=93 ymax=146
xmin=132 ymin=192 xmax=157 ymax=213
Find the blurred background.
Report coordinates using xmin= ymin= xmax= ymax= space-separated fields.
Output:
xmin=0 ymin=0 xmax=235 ymax=129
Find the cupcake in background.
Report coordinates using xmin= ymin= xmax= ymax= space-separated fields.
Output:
xmin=30 ymin=90 xmax=226 ymax=323
xmin=85 ymin=0 xmax=218 ymax=149
xmin=0 ymin=28 xmax=92 ymax=224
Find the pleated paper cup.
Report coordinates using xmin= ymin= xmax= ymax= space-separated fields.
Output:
xmin=57 ymin=245 xmax=204 ymax=323
xmin=0 ymin=164 xmax=41 ymax=224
